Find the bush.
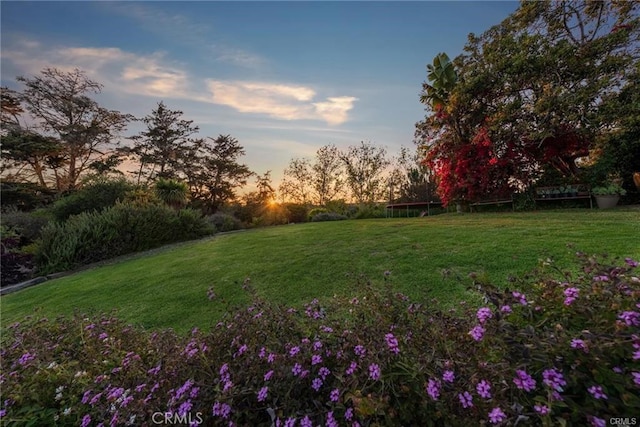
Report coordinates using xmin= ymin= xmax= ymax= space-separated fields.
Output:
xmin=284 ymin=203 xmax=309 ymax=223
xmin=311 ymin=212 xmax=348 ymax=222
xmin=1 ymin=254 xmax=638 ymax=425
xmin=35 ymin=203 xmax=214 ymax=274
xmin=207 ymin=213 xmax=243 ymax=233
xmin=0 ymin=226 xmax=35 ymax=287
xmin=1 ymin=209 xmax=51 ymax=242
xmin=49 ymin=179 xmax=134 ymax=222
xmin=307 ymin=207 xmax=328 ymax=221
xmin=353 ymin=203 xmax=386 ymax=219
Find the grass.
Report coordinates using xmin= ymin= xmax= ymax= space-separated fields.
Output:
xmin=2 ymin=209 xmax=639 ymax=334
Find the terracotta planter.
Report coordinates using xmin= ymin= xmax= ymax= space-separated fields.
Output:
xmin=594 ymin=195 xmax=620 ymax=209
xmin=633 ymin=172 xmax=640 ymax=191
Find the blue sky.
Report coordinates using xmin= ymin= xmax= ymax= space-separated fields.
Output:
xmin=1 ymin=1 xmax=519 ymax=187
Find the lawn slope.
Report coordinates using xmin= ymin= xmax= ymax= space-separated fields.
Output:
xmin=2 ymin=210 xmax=639 ymax=333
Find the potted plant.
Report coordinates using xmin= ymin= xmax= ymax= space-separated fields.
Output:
xmin=592 ymin=183 xmax=627 ymax=209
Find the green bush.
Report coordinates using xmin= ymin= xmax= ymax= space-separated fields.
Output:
xmin=311 ymin=212 xmax=348 ymax=222
xmin=36 ymin=203 xmax=213 ymax=274
xmin=49 ymin=179 xmax=135 ymax=222
xmin=307 ymin=207 xmax=328 ymax=221
xmin=207 ymin=213 xmax=243 ymax=232
xmin=353 ymin=203 xmax=386 ymax=219
xmin=1 ymin=254 xmax=638 ymax=425
xmin=0 ymin=209 xmax=51 ymax=242
xmin=284 ymin=203 xmax=309 ymax=223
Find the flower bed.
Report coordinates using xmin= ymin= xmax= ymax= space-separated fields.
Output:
xmin=1 ymin=254 xmax=639 ymax=426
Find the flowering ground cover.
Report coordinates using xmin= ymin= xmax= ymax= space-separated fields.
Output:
xmin=1 ymin=253 xmax=639 ymax=425
xmin=2 ymin=210 xmax=639 ymax=333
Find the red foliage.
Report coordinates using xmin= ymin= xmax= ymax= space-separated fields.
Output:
xmin=425 ymin=127 xmax=533 ymax=206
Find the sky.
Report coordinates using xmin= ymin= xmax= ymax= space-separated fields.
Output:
xmin=1 ymin=1 xmax=520 ymax=188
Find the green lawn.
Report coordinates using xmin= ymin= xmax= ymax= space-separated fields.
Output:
xmin=2 ymin=209 xmax=639 ymax=333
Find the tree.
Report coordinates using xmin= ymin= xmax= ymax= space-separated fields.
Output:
xmin=341 ymin=141 xmax=390 ymax=204
xmin=389 ymin=146 xmax=435 ymax=203
xmin=279 ymin=158 xmax=312 ymax=205
xmin=9 ymin=68 xmax=131 ymax=192
xmin=311 ymin=144 xmax=344 ymax=206
xmin=188 ymin=135 xmax=254 ymax=213
xmin=416 ymin=1 xmax=640 ymax=205
xmin=126 ymin=101 xmax=199 ymax=184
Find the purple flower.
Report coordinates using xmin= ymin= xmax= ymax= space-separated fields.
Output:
xmin=500 ymin=305 xmax=512 ymax=314
xmin=458 ymin=391 xmax=473 ymax=408
xmin=148 ymin=364 xmax=161 ymax=376
xmin=632 ymin=372 xmax=640 ymax=386
xmin=178 ymin=400 xmax=193 ymax=416
xmin=312 ymin=378 xmax=323 ymax=391
xmin=284 ymin=418 xmax=296 ymax=427
xmin=477 ymin=380 xmax=492 ymax=399
xmin=590 ymin=416 xmax=607 ymax=427
xmin=563 ymin=287 xmax=579 ymax=305
xmin=570 ymin=339 xmax=588 ymax=352
xmin=427 ymin=378 xmax=440 ymax=401
xmin=319 ymin=367 xmax=331 ymax=379
xmin=593 ymin=275 xmax=609 ymax=282
xmin=259 ymin=347 xmax=266 ymax=358
xmin=300 ymin=416 xmax=312 ymax=427
xmin=477 ymin=307 xmax=493 ymax=323
xmin=488 ymin=407 xmax=506 ymax=424
xmin=534 ymin=405 xmax=549 ymax=415
xmin=344 ymin=408 xmax=354 ymax=421
xmin=625 ymin=257 xmax=639 ymax=267
xmin=442 ymin=370 xmax=455 ymax=383
xmin=268 ymin=353 xmax=276 ymax=363
xmin=469 ymin=325 xmax=485 ymax=341
xmin=292 ymin=363 xmax=303 ymax=377
xmin=98 ymin=332 xmax=108 ymax=340
xmin=175 ymin=379 xmax=194 ymax=400
xmin=289 ymin=346 xmax=301 ymax=357
xmin=512 ymin=291 xmax=528 ymax=305
xmin=0 ymin=409 xmax=5 ymax=419
xmin=207 ymin=286 xmax=216 ymax=300
xmin=264 ymin=370 xmax=274 ymax=381
xmin=588 ymin=385 xmax=607 ymax=400
xmin=618 ymin=311 xmax=640 ymax=326
xmin=513 ymin=369 xmax=536 ymax=392
xmin=81 ymin=414 xmax=92 ymax=427
xmin=385 ymin=333 xmax=400 ymax=354
xmin=368 ymin=363 xmax=381 ymax=380
xmin=325 ymin=411 xmax=338 ymax=427
xmin=354 ymin=345 xmax=366 ymax=358
xmin=81 ymin=390 xmax=92 ymax=404
xmin=330 ymin=388 xmax=340 ymax=402
xmin=257 ymin=386 xmax=268 ymax=402
xmin=542 ymin=368 xmax=566 ymax=392
xmin=212 ymin=401 xmax=231 ymax=419
xmin=312 ymin=354 xmax=323 ymax=365
xmin=346 ymin=361 xmax=358 ymax=375
xmin=18 ymin=352 xmax=35 ymax=366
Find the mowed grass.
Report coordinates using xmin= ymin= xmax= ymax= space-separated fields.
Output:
xmin=2 ymin=209 xmax=639 ymax=334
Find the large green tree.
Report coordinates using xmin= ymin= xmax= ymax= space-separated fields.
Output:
xmin=416 ymin=0 xmax=639 ymax=205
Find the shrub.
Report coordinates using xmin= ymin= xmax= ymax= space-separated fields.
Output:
xmin=0 ymin=226 xmax=35 ymax=287
xmin=284 ymin=203 xmax=309 ymax=223
xmin=35 ymin=203 xmax=213 ymax=274
xmin=307 ymin=207 xmax=328 ymax=221
xmin=311 ymin=212 xmax=348 ymax=222
xmin=207 ymin=213 xmax=243 ymax=232
xmin=353 ymin=203 xmax=386 ymax=219
xmin=49 ymin=179 xmax=135 ymax=221
xmin=1 ymin=254 xmax=638 ymax=425
xmin=1 ymin=209 xmax=51 ymax=242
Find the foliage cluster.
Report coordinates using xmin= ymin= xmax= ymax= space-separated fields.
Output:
xmin=35 ymin=203 xmax=213 ymax=274
xmin=310 ymin=212 xmax=348 ymax=222
xmin=206 ymin=213 xmax=243 ymax=233
xmin=3 ymin=254 xmax=637 ymax=426
xmin=49 ymin=178 xmax=134 ymax=222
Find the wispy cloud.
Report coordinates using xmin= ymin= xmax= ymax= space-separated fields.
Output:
xmin=2 ymin=37 xmax=357 ymax=125
xmin=207 ymin=80 xmax=358 ymax=125
xmin=104 ymin=3 xmax=266 ymax=70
